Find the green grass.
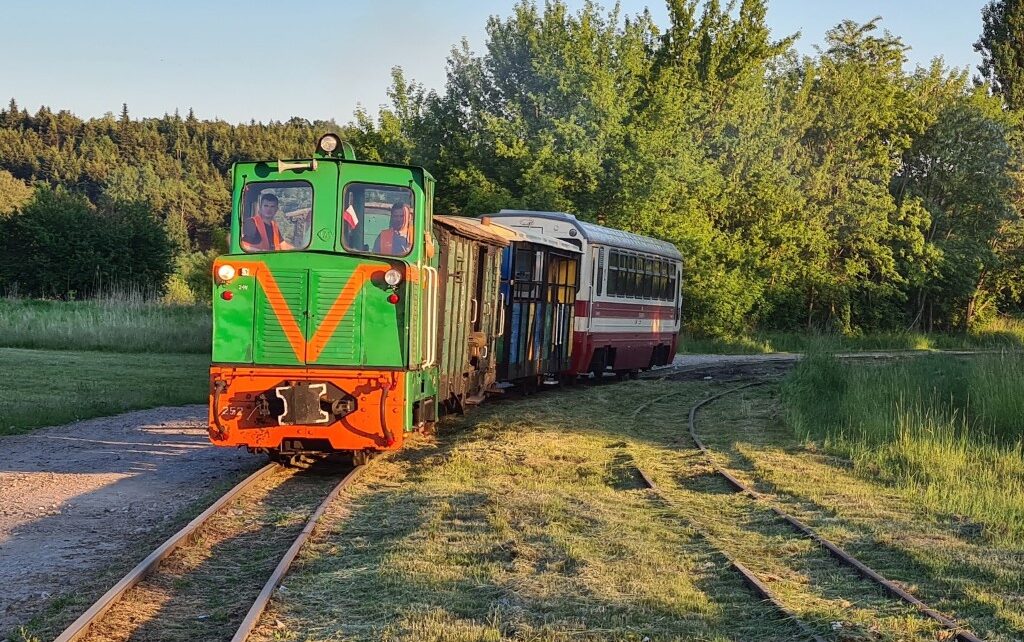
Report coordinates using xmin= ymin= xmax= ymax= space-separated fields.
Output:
xmin=0 ymin=296 xmax=210 ymax=354
xmin=692 ymin=384 xmax=1023 ymax=639
xmin=245 ymin=381 xmax=1022 ymax=641
xmin=679 ymin=317 xmax=1024 ymax=354
xmin=250 ymin=384 xmax=807 ymax=641
xmin=782 ymin=352 xmax=1024 ymax=544
xmin=0 ymin=347 xmax=209 ymax=435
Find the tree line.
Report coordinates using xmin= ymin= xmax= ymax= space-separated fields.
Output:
xmin=0 ymin=0 xmax=1021 ymax=337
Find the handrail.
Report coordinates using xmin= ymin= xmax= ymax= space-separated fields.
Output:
xmin=496 ymin=292 xmax=507 ymax=337
xmin=557 ymin=305 xmax=565 ymax=346
xmin=422 ymin=266 xmax=438 ymax=367
xmin=470 ymin=297 xmax=478 ymax=324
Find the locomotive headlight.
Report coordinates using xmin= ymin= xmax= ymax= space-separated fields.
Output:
xmin=384 ymin=268 xmax=402 ymax=287
xmin=217 ymin=264 xmax=236 ymax=282
xmin=318 ymin=133 xmax=341 ymax=154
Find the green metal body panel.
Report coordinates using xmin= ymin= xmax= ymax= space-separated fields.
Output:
xmin=212 ymin=153 xmax=440 ymax=435
xmin=213 ymin=254 xmax=405 ymax=367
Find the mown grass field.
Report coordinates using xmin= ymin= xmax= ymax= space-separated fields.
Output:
xmin=0 ymin=348 xmax=208 ymax=435
xmin=247 ymin=375 xmax=1022 ymax=641
xmin=0 ymin=296 xmax=210 ymax=434
xmin=680 ymin=316 xmax=1024 ymax=354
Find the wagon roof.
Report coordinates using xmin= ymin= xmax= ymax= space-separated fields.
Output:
xmin=434 ymin=215 xmax=510 ymax=246
xmin=490 ymin=209 xmax=683 ymax=260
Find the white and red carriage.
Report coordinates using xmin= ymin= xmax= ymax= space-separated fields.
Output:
xmin=485 ymin=210 xmax=683 ymax=378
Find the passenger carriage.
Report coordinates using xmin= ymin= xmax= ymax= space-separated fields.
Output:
xmin=484 ymin=210 xmax=683 ymax=378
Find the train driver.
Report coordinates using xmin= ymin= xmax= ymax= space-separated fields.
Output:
xmin=241 ymin=193 xmax=310 ymax=251
xmin=373 ymin=202 xmax=413 ymax=255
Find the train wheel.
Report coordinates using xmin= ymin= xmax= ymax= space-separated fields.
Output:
xmin=352 ymin=450 xmax=374 ymax=466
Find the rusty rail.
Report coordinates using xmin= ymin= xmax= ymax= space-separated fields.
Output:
xmin=634 ymin=465 xmax=827 ymax=642
xmin=686 ymin=383 xmax=985 ymax=642
xmin=231 ymin=464 xmax=364 ymax=641
xmin=54 ymin=463 xmax=279 ymax=642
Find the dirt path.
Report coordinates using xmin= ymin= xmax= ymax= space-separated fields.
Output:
xmin=0 ymin=405 xmax=260 ymax=634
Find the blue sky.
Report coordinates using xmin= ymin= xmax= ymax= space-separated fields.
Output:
xmin=0 ymin=1 xmax=987 ymax=124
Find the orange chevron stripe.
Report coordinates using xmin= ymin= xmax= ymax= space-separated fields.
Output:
xmin=216 ymin=259 xmax=377 ymax=363
xmin=252 ymin=268 xmax=307 ymax=360
xmin=307 ymin=264 xmax=376 ymax=362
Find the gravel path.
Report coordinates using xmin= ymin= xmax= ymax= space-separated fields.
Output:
xmin=0 ymin=405 xmax=260 ymax=633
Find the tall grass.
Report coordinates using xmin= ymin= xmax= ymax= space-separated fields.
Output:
xmin=679 ymin=317 xmax=1024 ymax=354
xmin=782 ymin=353 xmax=1024 ymax=544
xmin=0 ymin=293 xmax=210 ymax=354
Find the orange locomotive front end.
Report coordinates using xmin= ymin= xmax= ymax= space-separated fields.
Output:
xmin=209 ymin=367 xmax=407 ymax=454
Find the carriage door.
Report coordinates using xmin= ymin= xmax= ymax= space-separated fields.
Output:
xmin=467 ymin=244 xmax=499 ymax=402
xmin=548 ymin=252 xmax=578 ymax=371
xmin=477 ymin=246 xmax=500 ymax=390
xmin=585 ymin=245 xmax=602 ymax=334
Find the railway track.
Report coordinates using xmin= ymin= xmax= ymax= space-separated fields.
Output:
xmin=54 ymin=460 xmax=364 ymax=642
xmin=635 ymin=383 xmax=984 ymax=641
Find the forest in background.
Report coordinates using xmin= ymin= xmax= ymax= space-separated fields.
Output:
xmin=0 ymin=0 xmax=1022 ymax=340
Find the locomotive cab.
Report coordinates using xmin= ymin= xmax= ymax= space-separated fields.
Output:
xmin=208 ymin=135 xmax=440 ymax=461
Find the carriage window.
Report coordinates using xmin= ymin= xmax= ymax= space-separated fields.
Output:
xmin=240 ymin=181 xmax=313 ymax=253
xmin=658 ymin=260 xmax=668 ymax=300
xmin=514 ymin=248 xmax=541 ymax=300
xmin=626 ymin=255 xmax=634 ymax=296
xmin=607 ymin=251 xmax=617 ymax=297
xmin=341 ymin=184 xmax=415 ymax=257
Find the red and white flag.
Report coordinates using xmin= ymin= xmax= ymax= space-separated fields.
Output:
xmin=343 ymin=204 xmax=359 ymax=228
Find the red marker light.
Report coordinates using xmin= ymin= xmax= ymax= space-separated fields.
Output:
xmin=221 ymin=290 xmax=234 ymax=301
xmin=387 ymin=292 xmax=399 ymax=304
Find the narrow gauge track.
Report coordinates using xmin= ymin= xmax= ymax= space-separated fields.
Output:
xmin=636 ymin=383 xmax=983 ymax=642
xmin=54 ymin=461 xmax=364 ymax=642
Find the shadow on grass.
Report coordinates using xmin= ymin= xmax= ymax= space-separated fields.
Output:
xmin=682 ymin=383 xmax=1024 ymax=638
xmin=277 ymin=485 xmax=803 ymax=641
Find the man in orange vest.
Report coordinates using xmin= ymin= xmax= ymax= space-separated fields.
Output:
xmin=242 ymin=193 xmax=294 ymax=251
xmin=374 ymin=202 xmax=413 ymax=255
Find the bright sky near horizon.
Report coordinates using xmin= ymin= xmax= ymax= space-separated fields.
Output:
xmin=0 ymin=1 xmax=987 ymax=125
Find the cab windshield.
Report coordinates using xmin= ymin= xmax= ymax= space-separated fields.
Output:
xmin=240 ymin=181 xmax=312 ymax=253
xmin=341 ymin=184 xmax=415 ymax=257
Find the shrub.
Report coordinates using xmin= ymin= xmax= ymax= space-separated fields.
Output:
xmin=0 ymin=188 xmax=173 ymax=298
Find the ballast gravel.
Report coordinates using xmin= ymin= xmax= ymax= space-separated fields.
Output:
xmin=0 ymin=405 xmax=259 ymax=633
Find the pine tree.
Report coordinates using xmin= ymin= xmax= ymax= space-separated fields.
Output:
xmin=975 ymin=0 xmax=1024 ymax=109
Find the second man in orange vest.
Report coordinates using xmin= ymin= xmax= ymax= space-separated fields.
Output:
xmin=373 ymin=203 xmax=413 ymax=256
